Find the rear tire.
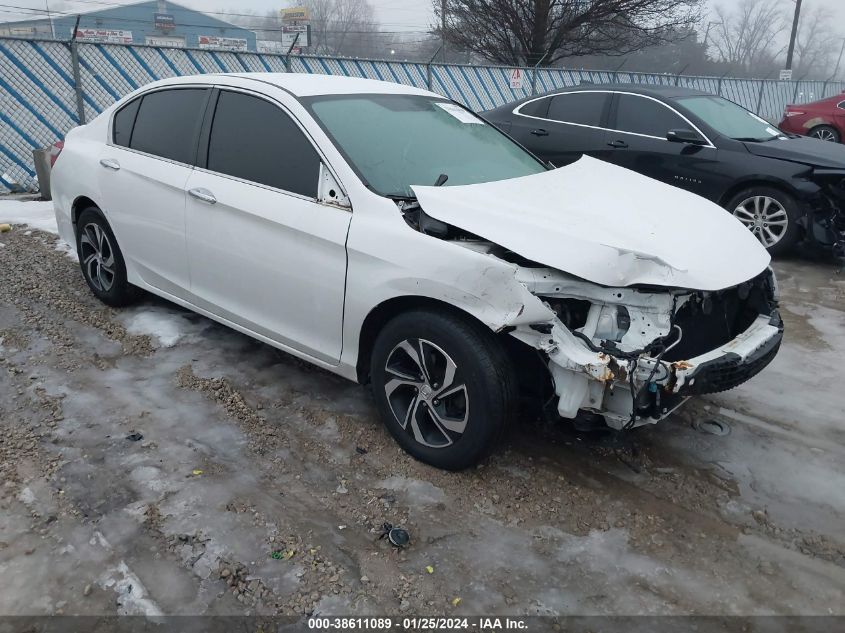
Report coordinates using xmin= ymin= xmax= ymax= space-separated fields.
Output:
xmin=726 ymin=186 xmax=803 ymax=257
xmin=370 ymin=309 xmax=517 ymax=470
xmin=76 ymin=207 xmax=139 ymax=307
xmin=809 ymin=125 xmax=840 ymax=143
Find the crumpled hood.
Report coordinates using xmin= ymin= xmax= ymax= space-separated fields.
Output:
xmin=744 ymin=135 xmax=845 ymax=168
xmin=411 ymin=156 xmax=770 ymax=291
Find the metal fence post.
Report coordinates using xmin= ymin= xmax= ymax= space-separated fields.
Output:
xmin=755 ymin=80 xmax=766 ymax=115
xmin=426 ymin=44 xmax=443 ymax=91
xmin=69 ymin=24 xmax=85 ymax=125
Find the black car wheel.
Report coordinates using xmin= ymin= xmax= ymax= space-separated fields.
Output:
xmin=370 ymin=309 xmax=517 ymax=471
xmin=76 ymin=207 xmax=139 ymax=307
xmin=809 ymin=125 xmax=840 ymax=143
xmin=727 ymin=187 xmax=802 ymax=256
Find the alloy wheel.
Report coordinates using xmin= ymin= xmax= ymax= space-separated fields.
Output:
xmin=79 ymin=222 xmax=116 ymax=292
xmin=732 ymin=196 xmax=789 ymax=248
xmin=383 ymin=338 xmax=469 ymax=448
xmin=811 ymin=128 xmax=837 ymax=142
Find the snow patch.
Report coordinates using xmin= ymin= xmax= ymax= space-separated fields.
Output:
xmin=122 ymin=308 xmax=187 ymax=348
xmin=0 ymin=199 xmax=58 ymax=234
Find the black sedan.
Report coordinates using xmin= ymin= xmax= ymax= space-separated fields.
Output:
xmin=485 ymin=84 xmax=845 ymax=256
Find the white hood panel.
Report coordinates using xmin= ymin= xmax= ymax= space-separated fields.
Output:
xmin=412 ymin=156 xmax=770 ymax=291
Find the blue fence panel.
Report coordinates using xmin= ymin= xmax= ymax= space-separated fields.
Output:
xmin=2 ymin=35 xmax=844 ymax=192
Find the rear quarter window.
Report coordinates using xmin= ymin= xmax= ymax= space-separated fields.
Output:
xmin=112 ymin=97 xmax=140 ymax=147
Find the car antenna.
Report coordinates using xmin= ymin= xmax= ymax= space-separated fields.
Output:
xmin=434 ymin=173 xmax=448 ymax=186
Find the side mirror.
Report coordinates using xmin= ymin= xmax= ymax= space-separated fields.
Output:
xmin=667 ymin=129 xmax=707 ymax=145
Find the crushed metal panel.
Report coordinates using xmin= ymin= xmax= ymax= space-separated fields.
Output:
xmin=412 ymin=156 xmax=771 ymax=291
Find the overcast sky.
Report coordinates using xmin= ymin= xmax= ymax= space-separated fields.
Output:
xmin=4 ymin=0 xmax=845 ymax=37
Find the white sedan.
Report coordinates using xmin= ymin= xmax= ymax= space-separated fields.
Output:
xmin=51 ymin=73 xmax=783 ymax=470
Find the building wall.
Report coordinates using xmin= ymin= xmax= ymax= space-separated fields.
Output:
xmin=0 ymin=1 xmax=257 ymax=51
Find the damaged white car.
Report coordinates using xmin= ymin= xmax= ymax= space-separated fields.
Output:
xmin=51 ymin=74 xmax=783 ymax=470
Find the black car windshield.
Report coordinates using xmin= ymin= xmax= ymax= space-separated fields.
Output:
xmin=675 ymin=95 xmax=783 ymax=142
xmin=305 ymin=94 xmax=545 ymax=197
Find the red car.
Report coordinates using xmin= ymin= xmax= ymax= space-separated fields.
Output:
xmin=780 ymin=92 xmax=845 ymax=143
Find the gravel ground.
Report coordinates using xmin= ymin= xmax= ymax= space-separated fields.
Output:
xmin=0 ymin=224 xmax=843 ymax=617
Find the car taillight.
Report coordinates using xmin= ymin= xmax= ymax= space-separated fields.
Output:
xmin=49 ymin=140 xmax=64 ymax=167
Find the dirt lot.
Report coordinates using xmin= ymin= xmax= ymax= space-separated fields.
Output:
xmin=0 ymin=220 xmax=843 ymax=618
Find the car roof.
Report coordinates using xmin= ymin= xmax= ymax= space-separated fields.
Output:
xmin=531 ymin=83 xmax=711 ymax=101
xmin=147 ymin=72 xmax=437 ymax=98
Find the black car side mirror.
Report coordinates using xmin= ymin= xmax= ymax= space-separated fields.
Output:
xmin=667 ymin=129 xmax=707 ymax=145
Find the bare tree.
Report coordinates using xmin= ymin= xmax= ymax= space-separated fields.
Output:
xmin=793 ymin=5 xmax=841 ymax=79
xmin=710 ymin=0 xmax=785 ymax=74
xmin=433 ymin=0 xmax=703 ymax=67
xmin=292 ymin=0 xmax=380 ymax=56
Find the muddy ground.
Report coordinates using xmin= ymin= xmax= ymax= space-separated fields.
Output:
xmin=0 ymin=224 xmax=843 ymax=618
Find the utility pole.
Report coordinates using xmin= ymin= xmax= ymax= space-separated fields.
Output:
xmin=440 ymin=0 xmax=446 ymax=63
xmin=833 ymin=38 xmax=845 ymax=81
xmin=785 ymin=0 xmax=803 ymax=71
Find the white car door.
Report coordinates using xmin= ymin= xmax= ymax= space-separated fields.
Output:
xmin=98 ymin=87 xmax=211 ymax=296
xmin=184 ymin=88 xmax=351 ymax=364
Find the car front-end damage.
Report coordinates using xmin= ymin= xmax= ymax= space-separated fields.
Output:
xmin=508 ymin=267 xmax=782 ymax=429
xmin=406 ymin=155 xmax=784 ymax=430
xmin=806 ymin=168 xmax=845 ymax=259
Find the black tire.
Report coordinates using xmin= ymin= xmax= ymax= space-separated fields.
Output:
xmin=75 ymin=207 xmax=139 ymax=307
xmin=725 ymin=186 xmax=803 ymax=257
xmin=370 ymin=309 xmax=517 ymax=470
xmin=809 ymin=125 xmax=840 ymax=143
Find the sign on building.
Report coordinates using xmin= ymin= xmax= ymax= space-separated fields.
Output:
xmin=257 ymin=40 xmax=285 ymax=54
xmin=197 ymin=35 xmax=248 ymax=51
xmin=509 ymin=68 xmax=524 ymax=90
xmin=154 ymin=13 xmax=175 ymax=31
xmin=73 ymin=28 xmax=133 ymax=44
xmin=145 ymin=35 xmax=184 ymax=48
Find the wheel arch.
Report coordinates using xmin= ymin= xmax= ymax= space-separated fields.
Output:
xmin=355 ymin=295 xmax=493 ymax=384
xmin=355 ymin=294 xmax=553 ymax=402
xmin=718 ymin=178 xmax=803 ymax=209
xmin=71 ymin=196 xmax=101 ymax=226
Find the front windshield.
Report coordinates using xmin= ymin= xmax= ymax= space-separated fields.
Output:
xmin=305 ymin=94 xmax=545 ymax=197
xmin=675 ymin=95 xmax=783 ymax=142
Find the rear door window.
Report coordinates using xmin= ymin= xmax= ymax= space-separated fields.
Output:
xmin=614 ymin=94 xmax=688 ymax=138
xmin=206 ymin=90 xmax=320 ymax=198
xmin=546 ymin=92 xmax=610 ymax=127
xmin=129 ymin=88 xmax=209 ymax=164
xmin=112 ymin=97 xmax=140 ymax=147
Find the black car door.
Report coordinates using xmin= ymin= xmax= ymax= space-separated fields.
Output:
xmin=603 ymin=92 xmax=721 ymax=201
xmin=509 ymin=91 xmax=612 ymax=167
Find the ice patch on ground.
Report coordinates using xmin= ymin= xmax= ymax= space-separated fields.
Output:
xmin=0 ymin=199 xmax=58 ymax=234
xmin=122 ymin=308 xmax=188 ymax=348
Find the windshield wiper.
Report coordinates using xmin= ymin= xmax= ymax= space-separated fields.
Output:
xmin=434 ymin=173 xmax=449 ymax=186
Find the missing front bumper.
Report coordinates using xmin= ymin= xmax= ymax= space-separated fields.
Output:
xmin=559 ymin=311 xmax=783 ymax=429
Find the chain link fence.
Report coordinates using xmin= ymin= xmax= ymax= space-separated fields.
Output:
xmin=2 ymin=35 xmax=844 ymax=192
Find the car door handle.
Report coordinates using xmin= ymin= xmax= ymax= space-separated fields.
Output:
xmin=188 ymin=188 xmax=216 ymax=204
xmin=530 ymin=128 xmax=549 ymax=136
xmin=607 ymin=140 xmax=629 ymax=149
xmin=99 ymin=158 xmax=120 ymax=170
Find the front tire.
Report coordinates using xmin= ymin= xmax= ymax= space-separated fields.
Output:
xmin=726 ymin=186 xmax=802 ymax=256
xmin=76 ymin=207 xmax=139 ymax=307
xmin=370 ymin=309 xmax=517 ymax=470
